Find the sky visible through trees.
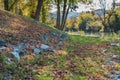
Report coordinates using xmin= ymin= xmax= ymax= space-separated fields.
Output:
xmin=50 ymin=0 xmax=120 ymax=13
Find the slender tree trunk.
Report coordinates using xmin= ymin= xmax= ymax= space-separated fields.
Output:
xmin=34 ymin=0 xmax=44 ymax=22
xmin=41 ymin=4 xmax=47 ymax=23
xmin=56 ymin=0 xmax=61 ymax=29
xmin=62 ymin=5 xmax=70 ymax=31
xmin=4 ymin=0 xmax=9 ymax=11
xmin=61 ymin=0 xmax=67 ymax=30
xmin=108 ymin=0 xmax=115 ymax=32
xmin=107 ymin=12 xmax=115 ymax=32
xmin=42 ymin=4 xmax=45 ymax=23
xmin=15 ymin=0 xmax=18 ymax=14
xmin=103 ymin=7 xmax=107 ymax=32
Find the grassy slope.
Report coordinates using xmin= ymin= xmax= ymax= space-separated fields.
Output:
xmin=0 ymin=10 xmax=120 ymax=80
xmin=0 ymin=9 xmax=56 ymax=44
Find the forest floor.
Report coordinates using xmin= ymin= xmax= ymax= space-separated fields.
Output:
xmin=0 ymin=9 xmax=120 ymax=80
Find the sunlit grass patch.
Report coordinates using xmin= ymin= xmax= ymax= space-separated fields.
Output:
xmin=114 ymin=46 xmax=120 ymax=55
xmin=68 ymin=35 xmax=108 ymax=44
xmin=65 ymin=74 xmax=87 ymax=80
xmin=55 ymin=50 xmax=68 ymax=56
xmin=35 ymin=75 xmax=53 ymax=80
xmin=34 ymin=65 xmax=53 ymax=80
xmin=68 ymin=32 xmax=120 ymax=44
xmin=115 ymin=64 xmax=120 ymax=70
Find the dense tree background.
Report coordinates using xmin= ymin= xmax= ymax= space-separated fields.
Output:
xmin=0 ymin=0 xmax=120 ymax=33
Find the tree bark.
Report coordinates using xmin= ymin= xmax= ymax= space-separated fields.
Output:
xmin=34 ymin=0 xmax=44 ymax=22
xmin=56 ymin=0 xmax=61 ymax=29
xmin=4 ymin=0 xmax=9 ymax=11
xmin=15 ymin=0 xmax=18 ymax=14
xmin=60 ymin=0 xmax=67 ymax=30
xmin=108 ymin=0 xmax=116 ymax=32
xmin=62 ymin=4 xmax=70 ymax=31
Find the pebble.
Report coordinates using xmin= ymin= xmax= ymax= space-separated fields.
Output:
xmin=34 ymin=48 xmax=41 ymax=54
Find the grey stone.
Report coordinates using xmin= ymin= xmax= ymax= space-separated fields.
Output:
xmin=50 ymin=32 xmax=56 ymax=37
xmin=58 ymin=40 xmax=63 ymax=46
xmin=52 ymin=49 xmax=57 ymax=53
xmin=50 ymin=32 xmax=69 ymax=40
xmin=24 ymin=44 xmax=29 ymax=48
xmin=5 ymin=58 xmax=12 ymax=64
xmin=114 ymin=74 xmax=120 ymax=80
xmin=13 ymin=43 xmax=23 ymax=53
xmin=30 ymin=46 xmax=36 ymax=49
xmin=11 ymin=43 xmax=26 ymax=60
xmin=20 ymin=50 xmax=27 ymax=56
xmin=48 ymin=46 xmax=57 ymax=53
xmin=17 ymin=43 xmax=23 ymax=49
xmin=115 ymin=71 xmax=120 ymax=75
xmin=2 ymin=72 xmax=12 ymax=80
xmin=110 ymin=74 xmax=117 ymax=79
xmin=103 ymin=49 xmax=109 ymax=53
xmin=118 ymin=75 xmax=120 ymax=79
xmin=50 ymin=32 xmax=60 ymax=38
xmin=40 ymin=33 xmax=49 ymax=44
xmin=13 ymin=48 xmax=20 ymax=53
xmin=60 ymin=34 xmax=69 ymax=40
xmin=10 ymin=52 xmax=20 ymax=61
xmin=112 ymin=54 xmax=118 ymax=59
xmin=40 ymin=44 xmax=49 ymax=51
xmin=111 ymin=43 xmax=120 ymax=47
xmin=105 ymin=60 xmax=114 ymax=65
xmin=0 ymin=47 xmax=6 ymax=50
xmin=0 ymin=40 xmax=7 ymax=47
xmin=23 ymin=39 xmax=28 ymax=43
xmin=7 ymin=43 xmax=28 ymax=61
xmin=116 ymin=60 xmax=120 ymax=64
xmin=34 ymin=48 xmax=41 ymax=54
xmin=109 ymin=71 xmax=120 ymax=80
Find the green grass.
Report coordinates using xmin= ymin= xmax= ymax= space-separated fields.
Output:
xmin=114 ymin=46 xmax=120 ymax=54
xmin=64 ymin=74 xmax=87 ymax=80
xmin=1 ymin=35 xmax=116 ymax=80
xmin=35 ymin=76 xmax=53 ymax=80
xmin=69 ymin=35 xmax=109 ymax=44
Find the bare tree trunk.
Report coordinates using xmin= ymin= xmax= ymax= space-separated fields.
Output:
xmin=15 ymin=0 xmax=18 ymax=14
xmin=62 ymin=5 xmax=70 ymax=31
xmin=60 ymin=0 xmax=67 ymax=30
xmin=4 ymin=0 xmax=9 ymax=11
xmin=108 ymin=0 xmax=116 ymax=32
xmin=34 ymin=0 xmax=44 ymax=22
xmin=56 ymin=0 xmax=61 ymax=29
xmin=4 ymin=0 xmax=18 ymax=11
